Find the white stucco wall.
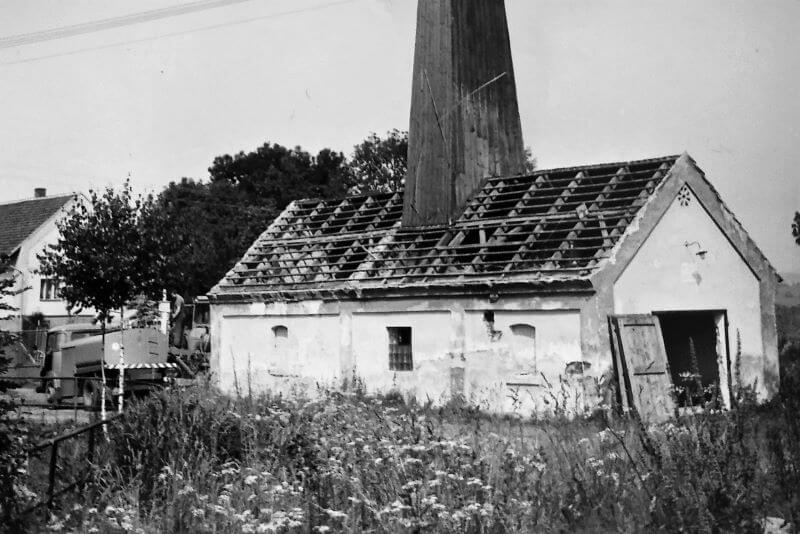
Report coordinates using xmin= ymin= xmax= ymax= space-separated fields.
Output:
xmin=461 ymin=309 xmax=583 ymax=411
xmin=614 ymin=186 xmax=763 ymax=392
xmin=215 ymin=309 xmax=341 ymax=395
xmin=351 ymin=310 xmax=452 ymax=401
xmin=212 ymin=296 xmax=587 ymax=413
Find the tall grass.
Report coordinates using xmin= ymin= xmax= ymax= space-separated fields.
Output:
xmin=35 ymin=369 xmax=799 ymax=533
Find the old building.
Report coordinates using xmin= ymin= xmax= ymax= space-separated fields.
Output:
xmin=208 ymin=0 xmax=779 ymax=418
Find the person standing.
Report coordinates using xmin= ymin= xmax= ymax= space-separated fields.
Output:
xmin=170 ymin=291 xmax=186 ymax=348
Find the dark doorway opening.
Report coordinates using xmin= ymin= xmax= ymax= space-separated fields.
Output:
xmin=655 ymin=311 xmax=725 ymax=408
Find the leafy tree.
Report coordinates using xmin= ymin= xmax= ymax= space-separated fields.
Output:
xmin=39 ymin=183 xmax=170 ymax=315
xmin=209 ymin=143 xmax=352 ymax=206
xmin=524 ymin=146 xmax=538 ymax=174
xmin=38 ymin=182 xmax=173 ymax=416
xmin=154 ymin=143 xmax=353 ymax=299
xmin=154 ymin=178 xmax=278 ymax=299
xmin=348 ymin=129 xmax=408 ymax=195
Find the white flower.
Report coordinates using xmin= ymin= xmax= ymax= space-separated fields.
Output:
xmin=244 ymin=475 xmax=258 ymax=486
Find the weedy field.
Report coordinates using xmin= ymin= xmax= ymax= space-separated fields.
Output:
xmin=6 ymin=366 xmax=800 ymax=534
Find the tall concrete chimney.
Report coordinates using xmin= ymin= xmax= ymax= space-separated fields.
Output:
xmin=402 ymin=0 xmax=526 ymax=227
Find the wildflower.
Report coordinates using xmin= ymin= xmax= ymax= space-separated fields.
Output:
xmin=586 ymin=457 xmax=604 ymax=470
xmin=191 ymin=508 xmax=205 ymax=519
xmin=465 ymin=502 xmax=481 ymax=513
xmin=316 ymin=527 xmax=331 ymax=533
xmin=244 ymin=474 xmax=259 ymax=486
xmin=421 ymin=495 xmax=438 ymax=506
xmin=598 ymin=429 xmax=614 ymax=443
xmin=325 ymin=509 xmax=348 ymax=520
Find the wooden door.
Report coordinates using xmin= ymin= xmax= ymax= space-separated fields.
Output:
xmin=609 ymin=314 xmax=676 ymax=423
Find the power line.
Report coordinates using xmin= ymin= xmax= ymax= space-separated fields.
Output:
xmin=0 ymin=0 xmax=359 ymax=67
xmin=0 ymin=0 xmax=256 ymax=50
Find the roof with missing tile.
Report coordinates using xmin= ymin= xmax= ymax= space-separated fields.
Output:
xmin=210 ymin=155 xmax=681 ymax=300
xmin=0 ymin=194 xmax=74 ymax=257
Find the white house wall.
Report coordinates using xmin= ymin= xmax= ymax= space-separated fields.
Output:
xmin=613 ymin=187 xmax=764 ymax=395
xmin=215 ymin=311 xmax=341 ymax=395
xmin=211 ymin=296 xmax=588 ymax=413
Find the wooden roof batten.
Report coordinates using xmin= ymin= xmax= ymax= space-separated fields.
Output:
xmin=210 ymin=156 xmax=681 ymax=300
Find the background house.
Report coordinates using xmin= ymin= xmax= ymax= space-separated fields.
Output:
xmin=207 ymin=0 xmax=779 ymax=417
xmin=0 ymin=188 xmax=94 ymax=341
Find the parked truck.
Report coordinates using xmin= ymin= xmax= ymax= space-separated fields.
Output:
xmin=41 ymin=322 xmax=178 ymax=408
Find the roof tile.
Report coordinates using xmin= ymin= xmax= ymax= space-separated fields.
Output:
xmin=0 ymin=195 xmax=74 ymax=257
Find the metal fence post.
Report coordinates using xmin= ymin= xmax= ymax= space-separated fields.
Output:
xmin=47 ymin=441 xmax=58 ymax=508
xmin=73 ymin=377 xmax=78 ymax=420
xmin=87 ymin=425 xmax=95 ymax=464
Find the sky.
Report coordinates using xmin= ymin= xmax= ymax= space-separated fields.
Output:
xmin=0 ymin=0 xmax=798 ymax=275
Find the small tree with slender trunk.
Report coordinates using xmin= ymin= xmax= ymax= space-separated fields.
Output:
xmin=38 ymin=181 xmax=170 ymax=419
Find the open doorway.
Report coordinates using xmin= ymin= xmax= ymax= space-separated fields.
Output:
xmin=654 ymin=310 xmax=728 ymax=408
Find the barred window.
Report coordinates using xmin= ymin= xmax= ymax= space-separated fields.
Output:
xmin=388 ymin=327 xmax=413 ymax=371
xmin=39 ymin=278 xmax=62 ymax=301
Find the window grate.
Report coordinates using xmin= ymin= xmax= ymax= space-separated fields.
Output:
xmin=388 ymin=327 xmax=413 ymax=371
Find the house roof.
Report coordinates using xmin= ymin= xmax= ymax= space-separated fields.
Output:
xmin=210 ymin=155 xmax=680 ymax=301
xmin=0 ymin=194 xmax=74 ymax=257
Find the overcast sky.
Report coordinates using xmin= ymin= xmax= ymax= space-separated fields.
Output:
xmin=1 ymin=0 xmax=798 ymax=274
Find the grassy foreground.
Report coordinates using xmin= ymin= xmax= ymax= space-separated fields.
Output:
xmin=26 ymin=376 xmax=800 ymax=533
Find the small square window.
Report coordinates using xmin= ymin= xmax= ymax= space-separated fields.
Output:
xmin=388 ymin=326 xmax=413 ymax=371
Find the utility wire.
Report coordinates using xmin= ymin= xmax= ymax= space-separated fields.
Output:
xmin=0 ymin=0 xmax=359 ymax=67
xmin=0 ymin=0 xmax=256 ymax=50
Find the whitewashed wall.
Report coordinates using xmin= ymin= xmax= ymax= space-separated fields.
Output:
xmin=614 ymin=187 xmax=765 ymax=395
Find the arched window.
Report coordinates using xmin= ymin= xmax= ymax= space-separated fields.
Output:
xmin=272 ymin=325 xmax=288 ymax=339
xmin=272 ymin=325 xmax=289 ymax=352
xmin=509 ymin=323 xmax=536 ymax=370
